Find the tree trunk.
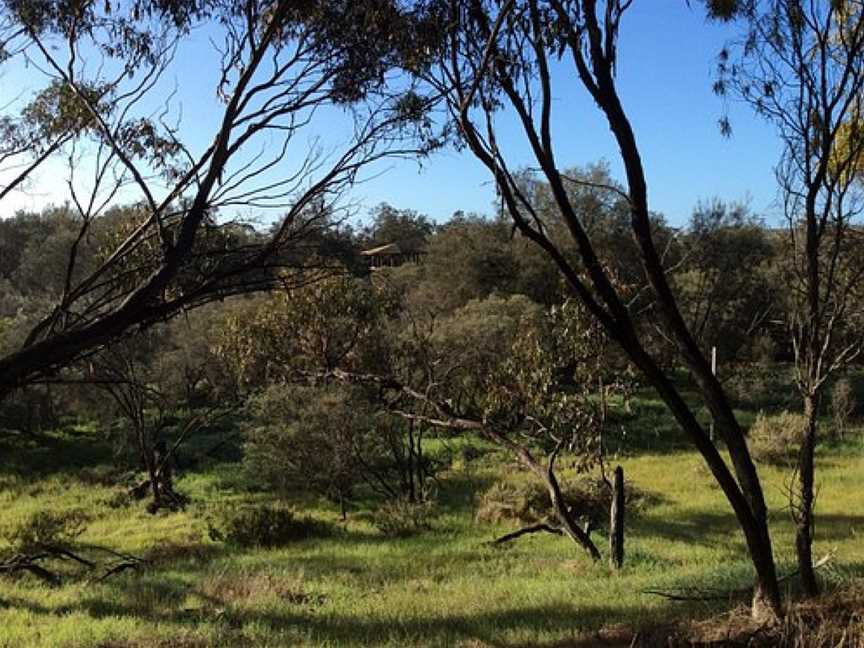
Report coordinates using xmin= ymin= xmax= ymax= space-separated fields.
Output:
xmin=797 ymin=393 xmax=819 ymax=597
xmin=139 ymin=429 xmax=162 ymax=511
xmin=630 ymin=348 xmax=782 ymax=619
xmin=567 ymin=10 xmax=783 ymax=618
xmin=407 ymin=420 xmax=416 ymax=503
xmin=609 ymin=466 xmax=624 ymax=570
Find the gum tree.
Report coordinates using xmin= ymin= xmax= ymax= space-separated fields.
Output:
xmin=0 ymin=0 xmax=442 ymax=397
xmin=428 ymin=0 xmax=782 ymax=618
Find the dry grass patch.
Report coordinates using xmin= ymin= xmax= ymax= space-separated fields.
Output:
xmin=748 ymin=410 xmax=807 ymax=465
xmin=637 ymin=583 xmax=864 ymax=647
xmin=475 ymin=476 xmax=658 ymax=529
xmin=196 ymin=571 xmax=326 ymax=608
xmin=143 ymin=540 xmax=219 ymax=567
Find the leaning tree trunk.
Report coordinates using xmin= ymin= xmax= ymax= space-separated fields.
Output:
xmin=545 ymin=470 xmax=602 ymax=562
xmin=628 ymin=348 xmax=782 ymax=620
xmin=797 ymin=393 xmax=819 ymax=597
xmin=573 ymin=8 xmax=784 ymax=617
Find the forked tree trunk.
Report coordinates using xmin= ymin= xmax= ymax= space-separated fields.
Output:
xmin=797 ymin=393 xmax=819 ymax=597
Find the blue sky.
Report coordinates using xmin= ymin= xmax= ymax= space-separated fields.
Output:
xmin=358 ymin=3 xmax=784 ymax=227
xmin=0 ymin=3 xmax=784 ymax=227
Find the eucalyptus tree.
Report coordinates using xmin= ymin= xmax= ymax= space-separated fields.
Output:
xmin=426 ymin=0 xmax=783 ymax=618
xmin=714 ymin=0 xmax=864 ymax=596
xmin=0 ymin=0 xmax=443 ymax=397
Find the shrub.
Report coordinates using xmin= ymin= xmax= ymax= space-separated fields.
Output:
xmin=747 ymin=410 xmax=807 ymax=464
xmin=243 ymin=383 xmax=373 ymax=509
xmin=725 ymin=364 xmax=796 ymax=410
xmin=206 ymin=504 xmax=330 ymax=548
xmin=830 ymin=378 xmax=857 ymax=441
xmin=371 ymin=496 xmax=437 ymax=538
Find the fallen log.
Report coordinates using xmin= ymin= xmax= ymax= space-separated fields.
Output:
xmin=491 ymin=523 xmax=565 ymax=544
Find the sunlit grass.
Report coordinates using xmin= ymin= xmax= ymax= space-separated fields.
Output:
xmin=1 ymin=411 xmax=863 ymax=647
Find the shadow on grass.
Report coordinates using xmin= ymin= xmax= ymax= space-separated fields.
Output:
xmin=630 ymin=510 xmax=745 ymax=551
xmin=633 ymin=508 xmax=864 ymax=551
xmin=0 ymin=419 xmax=242 ymax=487
xmin=66 ymin=591 xmax=683 ymax=647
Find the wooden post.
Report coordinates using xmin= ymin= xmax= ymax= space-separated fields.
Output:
xmin=609 ymin=465 xmax=625 ymax=570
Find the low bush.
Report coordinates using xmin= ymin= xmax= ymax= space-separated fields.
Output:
xmin=243 ymin=384 xmax=373 ymax=508
xmin=747 ymin=410 xmax=807 ymax=464
xmin=206 ymin=504 xmax=330 ymax=548
xmin=371 ymin=496 xmax=437 ymax=538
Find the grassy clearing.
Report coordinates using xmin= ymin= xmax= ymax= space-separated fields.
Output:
xmin=1 ymin=402 xmax=864 ymax=647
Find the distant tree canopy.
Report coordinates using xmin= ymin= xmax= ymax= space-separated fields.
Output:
xmin=674 ymin=200 xmax=777 ymax=362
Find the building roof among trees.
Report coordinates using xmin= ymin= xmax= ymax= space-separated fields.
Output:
xmin=360 ymin=243 xmax=403 ymax=256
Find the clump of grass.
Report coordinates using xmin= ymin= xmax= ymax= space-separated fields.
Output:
xmin=476 ymin=479 xmax=580 ymax=525
xmin=371 ymin=495 xmax=437 ymax=538
xmin=197 ymin=570 xmax=326 ymax=608
xmin=748 ymin=410 xmax=807 ymax=464
xmin=205 ymin=503 xmax=330 ymax=548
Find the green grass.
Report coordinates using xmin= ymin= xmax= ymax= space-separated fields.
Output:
xmin=1 ymin=410 xmax=864 ymax=647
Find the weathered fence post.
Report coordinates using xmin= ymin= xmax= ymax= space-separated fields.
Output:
xmin=609 ymin=465 xmax=625 ymax=569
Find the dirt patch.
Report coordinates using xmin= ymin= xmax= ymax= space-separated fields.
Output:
xmin=95 ymin=637 xmax=211 ymax=648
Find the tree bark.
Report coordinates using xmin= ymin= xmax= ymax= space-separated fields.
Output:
xmin=797 ymin=393 xmax=819 ymax=597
